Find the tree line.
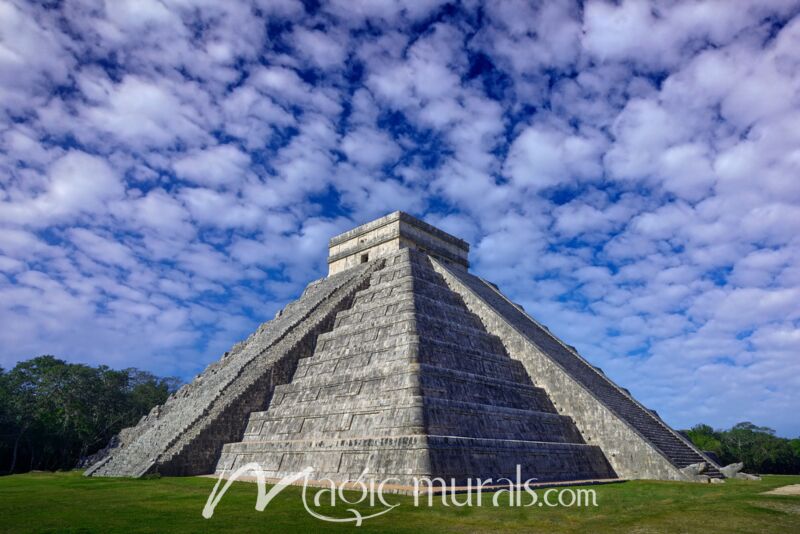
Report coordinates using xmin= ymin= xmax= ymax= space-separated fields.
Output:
xmin=0 ymin=355 xmax=180 ymax=474
xmin=2 ymin=356 xmax=799 ymax=476
xmin=684 ymin=422 xmax=800 ymax=474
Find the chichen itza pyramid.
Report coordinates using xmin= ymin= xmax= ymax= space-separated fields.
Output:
xmin=86 ymin=211 xmax=723 ymax=484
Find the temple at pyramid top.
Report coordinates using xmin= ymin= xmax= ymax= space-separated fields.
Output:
xmin=328 ymin=211 xmax=469 ymax=274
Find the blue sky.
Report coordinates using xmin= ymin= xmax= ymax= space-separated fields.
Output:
xmin=1 ymin=0 xmax=799 ymax=437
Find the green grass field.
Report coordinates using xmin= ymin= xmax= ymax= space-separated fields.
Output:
xmin=0 ymin=471 xmax=798 ymax=533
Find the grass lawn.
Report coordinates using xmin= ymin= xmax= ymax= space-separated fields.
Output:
xmin=1 ymin=471 xmax=799 ymax=533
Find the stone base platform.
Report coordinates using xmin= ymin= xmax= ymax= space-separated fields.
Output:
xmin=215 ymin=434 xmax=615 ymax=486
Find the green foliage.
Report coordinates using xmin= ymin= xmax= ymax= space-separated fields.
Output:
xmin=685 ymin=424 xmax=722 ymax=457
xmin=0 ymin=356 xmax=180 ymax=474
xmin=685 ymin=422 xmax=800 ymax=474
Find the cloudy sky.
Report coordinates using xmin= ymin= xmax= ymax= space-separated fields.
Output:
xmin=1 ymin=0 xmax=799 ymax=436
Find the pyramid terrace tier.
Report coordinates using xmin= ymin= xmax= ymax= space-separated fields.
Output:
xmin=272 ymin=361 xmax=557 ymax=413
xmin=216 ymin=435 xmax=614 ymax=485
xmin=240 ymin=395 xmax=584 ymax=442
xmin=292 ymin=339 xmax=532 ymax=385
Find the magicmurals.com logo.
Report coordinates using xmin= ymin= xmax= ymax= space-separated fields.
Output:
xmin=202 ymin=463 xmax=599 ymax=526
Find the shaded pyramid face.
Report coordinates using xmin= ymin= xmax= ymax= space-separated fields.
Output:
xmin=216 ymin=249 xmax=615 ymax=484
xmin=87 ymin=211 xmax=721 ymax=483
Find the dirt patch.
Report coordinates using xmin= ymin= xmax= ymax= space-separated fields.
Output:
xmin=763 ymin=484 xmax=800 ymax=496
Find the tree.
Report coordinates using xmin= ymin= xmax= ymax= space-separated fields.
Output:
xmin=1 ymin=356 xmax=57 ymax=473
xmin=685 ymin=422 xmax=800 ymax=475
xmin=790 ymin=438 xmax=800 ymax=458
xmin=685 ymin=424 xmax=722 ymax=457
xmin=0 ymin=356 xmax=180 ymax=474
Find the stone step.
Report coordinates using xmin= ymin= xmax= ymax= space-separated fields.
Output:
xmin=240 ymin=394 xmax=580 ymax=444
xmin=272 ymin=363 xmax=553 ymax=414
xmin=295 ymin=341 xmax=529 ymax=384
xmin=288 ymin=352 xmax=531 ymax=389
xmin=335 ymin=292 xmax=486 ymax=332
xmin=351 ymin=274 xmax=463 ymax=310
xmin=333 ymin=293 xmax=416 ymax=327
xmin=275 ymin=361 xmax=544 ymax=400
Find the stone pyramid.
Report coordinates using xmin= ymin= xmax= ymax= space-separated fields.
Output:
xmin=87 ymin=211 xmax=722 ymax=483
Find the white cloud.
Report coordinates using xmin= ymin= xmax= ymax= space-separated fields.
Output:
xmin=126 ymin=188 xmax=194 ymax=237
xmin=341 ymin=127 xmax=401 ymax=168
xmin=0 ymin=150 xmax=124 ymax=226
xmin=479 ymin=1 xmax=582 ymax=73
xmin=179 ymin=187 xmax=262 ymax=229
xmin=0 ymin=0 xmax=73 ymax=116
xmin=367 ymin=23 xmax=464 ymax=109
xmin=0 ymin=0 xmax=798 ymax=436
xmin=80 ymin=75 xmax=211 ymax=149
xmin=173 ymin=144 xmax=251 ymax=186
xmin=291 ymin=27 xmax=348 ymax=69
xmin=581 ymin=0 xmax=796 ymax=70
xmin=505 ymin=125 xmax=605 ymax=190
xmin=68 ymin=228 xmax=136 ymax=269
xmin=323 ymin=0 xmax=448 ymax=26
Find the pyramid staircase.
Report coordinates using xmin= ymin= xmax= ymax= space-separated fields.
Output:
xmin=86 ymin=262 xmax=378 ymax=477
